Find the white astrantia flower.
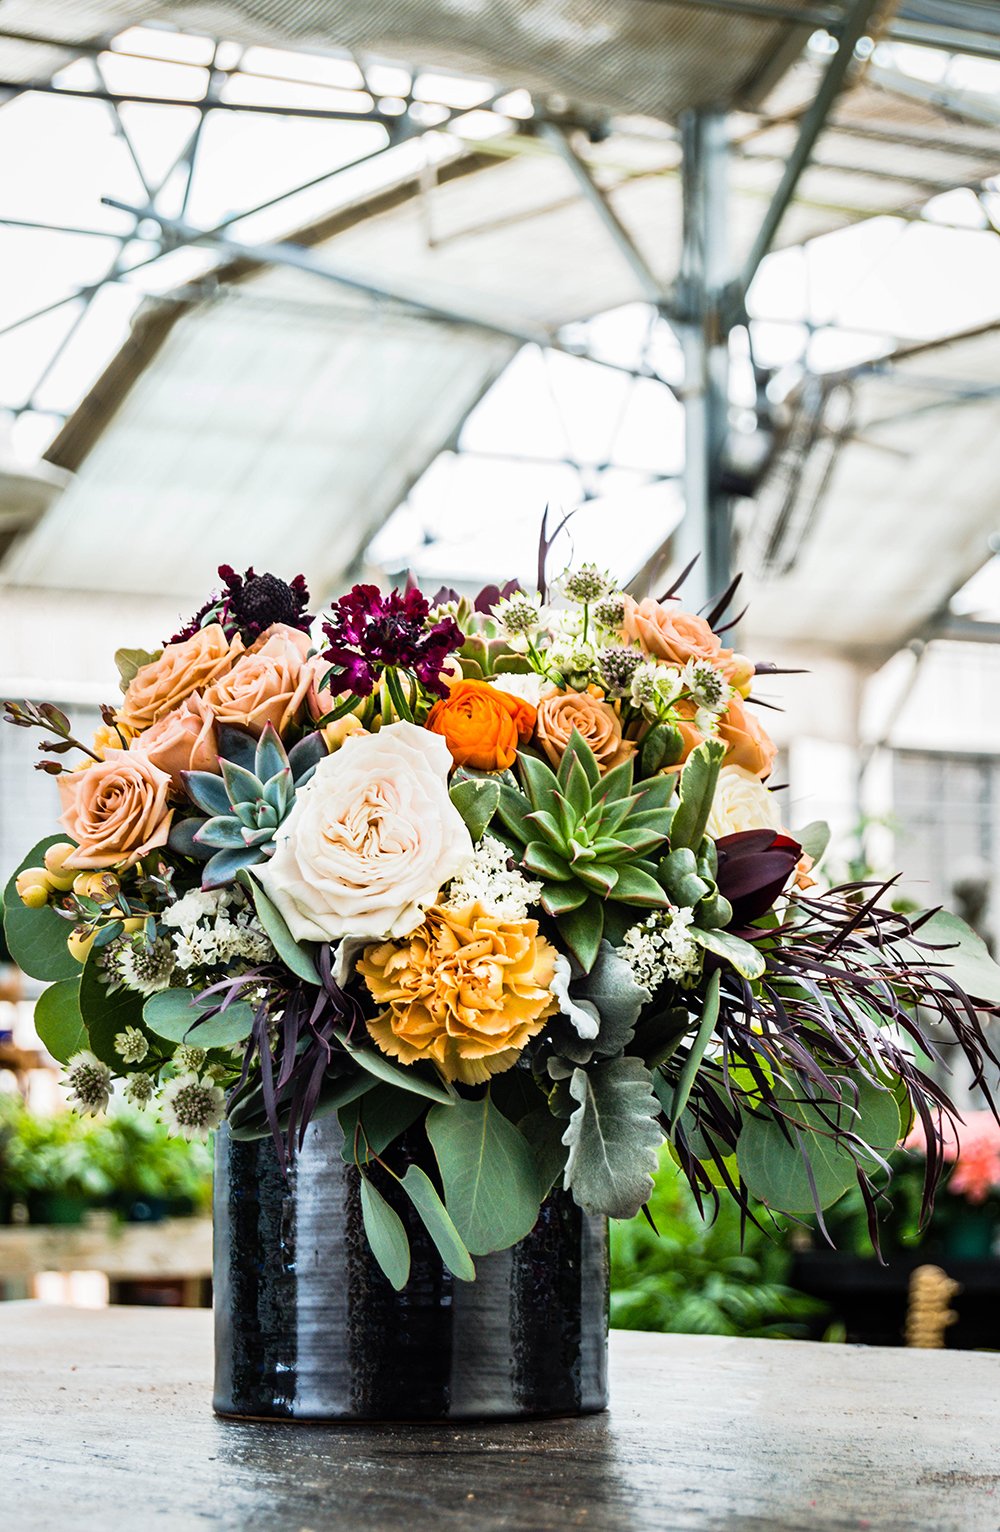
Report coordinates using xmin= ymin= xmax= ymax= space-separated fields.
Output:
xmin=443 ymin=835 xmax=543 ymax=922
xmin=681 ymin=657 xmax=731 ymax=717
xmin=597 ymin=644 xmax=642 ymax=698
xmin=114 ymin=1025 xmax=149 ymax=1065
xmin=124 ymin=1073 xmax=154 ymax=1108
xmin=630 ymin=660 xmax=683 ymax=718
xmin=550 ymin=953 xmax=599 ymax=1040
xmin=616 ymin=907 xmax=703 ymax=993
xmin=174 ymin=1044 xmax=207 ymax=1073
xmin=559 ymin=563 xmax=612 ymax=605
xmin=109 ymin=935 xmax=176 ymax=998
xmin=160 ymin=1073 xmax=226 ymax=1140
xmin=492 ymin=591 xmax=546 ymax=638
xmin=591 ymin=591 xmax=627 ymax=631
xmin=64 ymin=1051 xmax=112 ymax=1115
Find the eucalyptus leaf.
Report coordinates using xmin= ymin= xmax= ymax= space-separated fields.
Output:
xmin=426 ymin=1093 xmax=541 ymax=1255
xmin=333 ymin=1030 xmax=456 ymax=1105
xmin=562 ymin=1056 xmax=665 ymax=1219
xmin=115 ymin=646 xmax=160 ymax=692
xmin=33 ymin=978 xmax=86 ymax=1064
xmin=339 ymin=1084 xmax=427 ymax=1165
xmin=79 ymin=952 xmax=153 ymax=1066
xmin=399 ymin=1165 xmax=476 ymax=1281
xmin=517 ymin=1107 xmax=569 ymax=1201
xmin=143 ymin=988 xmax=256 ymax=1048
xmin=3 ymin=836 xmax=81 ymax=983
xmin=794 ymin=819 xmax=831 ymax=866
xmin=359 ymin=1174 xmax=411 ymax=1291
xmin=892 ymin=908 xmax=1000 ymax=1005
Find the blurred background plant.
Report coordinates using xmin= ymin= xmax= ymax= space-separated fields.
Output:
xmin=0 ymin=1095 xmax=212 ymax=1226
xmin=610 ymin=1148 xmax=826 ymax=1338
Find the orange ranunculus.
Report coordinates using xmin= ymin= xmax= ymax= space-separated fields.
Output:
xmin=534 ymin=689 xmax=634 ymax=775
xmin=425 ymin=679 xmax=535 ymax=771
xmin=118 ymin=624 xmax=240 ymax=732
xmin=718 ymin=693 xmax=776 ymax=780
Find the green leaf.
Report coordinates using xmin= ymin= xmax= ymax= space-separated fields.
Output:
xmin=893 ymin=908 xmax=1000 ymax=1005
xmin=33 ymin=978 xmax=86 ymax=1064
xmin=737 ymin=1076 xmax=901 ymax=1215
xmin=518 ymin=753 xmax=560 ymax=815
xmin=597 ymin=757 xmax=635 ymax=804
xmin=227 ymin=1069 xmax=372 ymax=1141
xmin=143 ymin=988 xmax=256 ymax=1048
xmin=449 ymin=775 xmax=501 ymax=843
xmin=564 ymin=728 xmax=601 ymax=790
xmin=339 ymin=1084 xmax=427 ymax=1165
xmin=398 ymin=1165 xmax=476 ymax=1281
xmin=658 ymin=847 xmax=710 ymax=908
xmin=641 ymin=721 xmax=682 ymax=777
xmin=2 ymin=836 xmax=81 ymax=983
xmin=359 ymin=1174 xmax=411 ymax=1291
xmin=496 ymin=783 xmax=532 ymax=844
xmin=794 ymin=820 xmax=831 ymax=865
xmin=549 ymin=941 xmax=649 ymax=1065
xmin=517 ymin=1107 xmax=569 ymax=1201
xmin=242 ymin=872 xmax=320 ymax=985
xmin=540 ymin=881 xmax=589 ymax=917
xmin=563 ymin=755 xmax=594 ymax=817
xmin=690 ymin=926 xmax=766 ymax=981
xmin=79 ymin=954 xmax=153 ymax=1066
xmin=561 ymin=1056 xmax=665 ymax=1218
xmin=666 ymin=969 xmax=720 ymax=1129
xmin=114 ymin=646 xmax=160 ymax=692
xmin=426 ymin=1093 xmax=541 ymax=1255
xmin=333 ymin=1030 xmax=456 ymax=1105
xmin=523 ymin=841 xmax=573 ymax=881
xmin=557 ymin=897 xmax=604 ymax=973
xmin=670 ymin=739 xmax=725 ymax=851
xmin=609 ymin=864 xmax=670 ymax=906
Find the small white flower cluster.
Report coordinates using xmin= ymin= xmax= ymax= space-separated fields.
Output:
xmin=443 ymin=835 xmax=543 ymax=921
xmin=681 ymin=657 xmax=732 ymax=732
xmin=162 ymin=886 xmax=275 ymax=973
xmin=114 ymin=1025 xmax=149 ymax=1065
xmin=630 ymin=660 xmax=683 ymax=719
xmin=616 ymin=907 xmax=703 ymax=993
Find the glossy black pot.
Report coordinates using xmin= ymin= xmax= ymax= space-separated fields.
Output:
xmin=213 ymin=1118 xmax=609 ymax=1422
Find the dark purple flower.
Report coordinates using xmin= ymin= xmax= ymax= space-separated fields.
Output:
xmin=320 ymin=584 xmax=462 ymax=698
xmin=715 ymin=829 xmax=803 ymax=928
xmin=169 ymin=565 xmax=313 ymax=645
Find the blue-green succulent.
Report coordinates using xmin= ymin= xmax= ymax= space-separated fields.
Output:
xmin=168 ymin=723 xmax=326 ymax=888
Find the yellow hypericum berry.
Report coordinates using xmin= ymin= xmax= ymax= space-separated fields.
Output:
xmin=67 ymin=926 xmax=97 ymax=964
xmin=73 ymin=871 xmax=113 ymax=901
xmin=43 ymin=842 xmax=79 ymax=889
xmin=121 ymin=917 xmax=145 ymax=935
xmin=15 ymin=870 xmax=51 ymax=909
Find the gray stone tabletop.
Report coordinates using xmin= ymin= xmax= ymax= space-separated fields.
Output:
xmin=2 ymin=1303 xmax=998 ymax=1531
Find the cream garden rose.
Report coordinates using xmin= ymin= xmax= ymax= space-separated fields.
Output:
xmin=255 ymin=721 xmax=473 ymax=942
xmin=705 ymin=765 xmax=783 ymax=841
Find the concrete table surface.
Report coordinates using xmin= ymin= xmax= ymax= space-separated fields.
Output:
xmin=2 ymin=1304 xmax=998 ymax=1532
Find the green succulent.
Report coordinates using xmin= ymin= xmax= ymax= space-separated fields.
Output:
xmin=168 ymin=723 xmax=326 ymax=888
xmin=494 ymin=730 xmax=676 ymax=971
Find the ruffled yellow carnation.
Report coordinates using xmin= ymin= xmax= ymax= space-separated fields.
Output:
xmin=358 ymin=902 xmax=558 ymax=1085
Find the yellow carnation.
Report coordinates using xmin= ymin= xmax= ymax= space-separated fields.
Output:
xmin=358 ymin=902 xmax=558 ymax=1086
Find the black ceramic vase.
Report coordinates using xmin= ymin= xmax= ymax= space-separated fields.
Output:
xmin=213 ymin=1117 xmax=609 ymax=1422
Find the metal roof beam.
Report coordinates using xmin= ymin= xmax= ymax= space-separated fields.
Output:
xmin=540 ymin=123 xmax=665 ymax=305
xmin=731 ymin=0 xmax=880 ymax=314
xmin=0 ymin=76 xmax=391 ymax=125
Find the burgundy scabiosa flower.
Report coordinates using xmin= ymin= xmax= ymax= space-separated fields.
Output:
xmin=169 ymin=566 xmax=313 ymax=645
xmin=320 ymin=584 xmax=463 ymax=698
xmin=715 ymin=828 xmax=802 ymax=928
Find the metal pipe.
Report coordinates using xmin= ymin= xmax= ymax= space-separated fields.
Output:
xmin=0 ymin=76 xmax=387 ymax=124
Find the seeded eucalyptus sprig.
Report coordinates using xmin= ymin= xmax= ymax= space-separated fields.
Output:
xmin=494 ymin=730 xmax=676 ymax=971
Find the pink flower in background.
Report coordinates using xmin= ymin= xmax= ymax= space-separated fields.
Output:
xmin=905 ymin=1111 xmax=1000 ymax=1204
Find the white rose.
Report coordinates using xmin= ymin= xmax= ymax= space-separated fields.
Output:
xmin=706 ymin=766 xmax=783 ymax=840
xmin=488 ymin=672 xmax=557 ymax=707
xmin=255 ymin=721 xmax=473 ymax=942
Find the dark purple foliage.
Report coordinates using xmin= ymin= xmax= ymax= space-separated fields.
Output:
xmin=716 ymin=829 xmax=803 ymax=927
xmin=320 ymin=583 xmax=462 ymax=698
xmin=169 ymin=565 xmax=313 ymax=645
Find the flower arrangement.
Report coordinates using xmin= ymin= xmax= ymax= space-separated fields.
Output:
xmin=4 ymin=552 xmax=1000 ymax=1289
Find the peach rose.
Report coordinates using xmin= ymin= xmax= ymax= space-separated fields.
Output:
xmin=718 ymin=694 xmax=776 ymax=780
xmin=58 ymin=749 xmax=173 ymax=869
xmin=203 ymin=624 xmax=312 ymax=737
xmin=360 ymin=901 xmax=558 ymax=1085
xmin=119 ymin=624 xmax=239 ymax=732
xmin=534 ymin=689 xmax=635 ymax=774
xmin=622 ymin=596 xmax=752 ymax=685
xmin=129 ymin=692 xmax=219 ymax=791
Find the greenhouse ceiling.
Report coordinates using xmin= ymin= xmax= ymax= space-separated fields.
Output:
xmin=1 ymin=0 xmax=1000 ymax=675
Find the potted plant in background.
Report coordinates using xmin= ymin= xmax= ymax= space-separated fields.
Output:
xmin=4 ymin=550 xmax=1000 ymax=1422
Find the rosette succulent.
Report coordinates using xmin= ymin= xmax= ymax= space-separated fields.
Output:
xmin=495 ymin=730 xmax=677 ymax=971
xmin=168 ymin=723 xmax=326 ymax=887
